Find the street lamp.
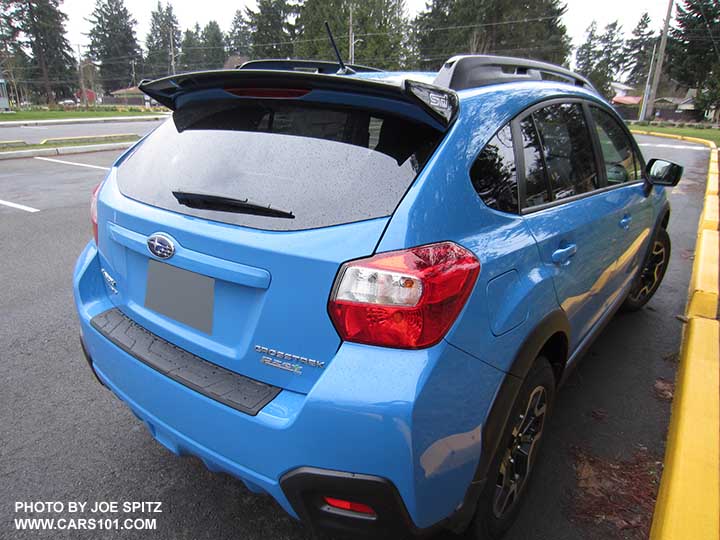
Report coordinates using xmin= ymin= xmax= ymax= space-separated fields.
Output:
xmin=350 ymin=38 xmax=363 ymax=64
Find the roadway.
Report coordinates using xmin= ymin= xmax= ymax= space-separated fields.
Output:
xmin=0 ymin=135 xmax=710 ymax=539
xmin=0 ymin=119 xmax=163 ymax=144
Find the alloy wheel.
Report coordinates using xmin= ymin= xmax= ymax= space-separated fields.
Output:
xmin=492 ymin=385 xmax=548 ymax=519
xmin=629 ymin=240 xmax=667 ymax=303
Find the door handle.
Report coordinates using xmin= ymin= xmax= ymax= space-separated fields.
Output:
xmin=619 ymin=215 xmax=632 ymax=230
xmin=552 ymin=243 xmax=577 ymax=265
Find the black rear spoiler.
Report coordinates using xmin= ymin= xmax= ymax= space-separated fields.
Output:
xmin=238 ymin=59 xmax=382 ymax=74
xmin=138 ymin=70 xmax=458 ymax=129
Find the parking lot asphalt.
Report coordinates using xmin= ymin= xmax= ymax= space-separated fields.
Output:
xmin=0 ymin=120 xmax=162 ymax=145
xmin=0 ymin=134 xmax=710 ymax=539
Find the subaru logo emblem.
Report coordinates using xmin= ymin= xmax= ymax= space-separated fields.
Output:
xmin=147 ymin=233 xmax=175 ymax=259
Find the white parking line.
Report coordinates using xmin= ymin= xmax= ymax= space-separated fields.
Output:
xmin=638 ymin=143 xmax=709 ymax=151
xmin=34 ymin=156 xmax=110 ymax=171
xmin=0 ymin=198 xmax=40 ymax=213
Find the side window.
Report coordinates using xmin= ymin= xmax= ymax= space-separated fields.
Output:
xmin=591 ymin=107 xmax=643 ymax=184
xmin=470 ymin=125 xmax=519 ymax=213
xmin=532 ymin=103 xmax=599 ymax=201
xmin=519 ymin=116 xmax=551 ymax=209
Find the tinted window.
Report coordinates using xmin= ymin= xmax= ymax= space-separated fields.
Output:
xmin=118 ymin=101 xmax=442 ymax=231
xmin=470 ymin=125 xmax=518 ymax=213
xmin=519 ymin=117 xmax=551 ymax=209
xmin=591 ymin=107 xmax=642 ymax=184
xmin=532 ymin=103 xmax=598 ymax=201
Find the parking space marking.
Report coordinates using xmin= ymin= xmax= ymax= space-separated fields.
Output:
xmin=638 ymin=143 xmax=709 ymax=151
xmin=0 ymin=198 xmax=40 ymax=213
xmin=34 ymin=156 xmax=110 ymax=171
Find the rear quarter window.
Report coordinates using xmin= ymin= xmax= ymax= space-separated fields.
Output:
xmin=117 ymin=100 xmax=442 ymax=231
xmin=469 ymin=125 xmax=519 ymax=213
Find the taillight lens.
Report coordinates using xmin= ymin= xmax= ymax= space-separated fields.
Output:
xmin=90 ymin=183 xmax=101 ymax=244
xmin=328 ymin=241 xmax=480 ymax=349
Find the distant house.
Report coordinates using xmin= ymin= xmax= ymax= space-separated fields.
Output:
xmin=107 ymin=86 xmax=150 ymax=107
xmin=0 ymin=78 xmax=10 ymax=110
xmin=225 ymin=55 xmax=250 ymax=69
xmin=610 ymin=82 xmax=635 ymax=98
xmin=653 ymin=89 xmax=702 ymax=122
xmin=610 ymin=82 xmax=642 ymax=119
xmin=74 ymin=88 xmax=97 ymax=105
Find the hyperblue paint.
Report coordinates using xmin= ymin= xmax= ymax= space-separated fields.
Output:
xmin=74 ymin=77 xmax=671 ymax=532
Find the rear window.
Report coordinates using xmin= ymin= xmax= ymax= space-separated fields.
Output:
xmin=117 ymin=100 xmax=442 ymax=231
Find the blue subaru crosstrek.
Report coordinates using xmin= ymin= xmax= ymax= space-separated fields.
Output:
xmin=74 ymin=56 xmax=683 ymax=539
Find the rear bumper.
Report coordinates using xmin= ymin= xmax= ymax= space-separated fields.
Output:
xmin=74 ymin=241 xmax=505 ymax=537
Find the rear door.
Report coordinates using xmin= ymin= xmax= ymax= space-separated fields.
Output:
xmin=517 ymin=101 xmax=628 ymax=350
xmin=96 ymin=88 xmax=445 ymax=394
xmin=587 ymin=105 xmax=654 ymax=294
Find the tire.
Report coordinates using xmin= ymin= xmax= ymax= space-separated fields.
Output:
xmin=622 ymin=228 xmax=671 ymax=312
xmin=468 ymin=358 xmax=556 ymax=540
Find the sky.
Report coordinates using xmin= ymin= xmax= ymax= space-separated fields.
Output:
xmin=61 ymin=0 xmax=673 ymax=56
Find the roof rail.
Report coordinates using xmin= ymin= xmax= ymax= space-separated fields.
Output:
xmin=433 ymin=55 xmax=596 ymax=93
xmin=238 ymin=59 xmax=381 ymax=74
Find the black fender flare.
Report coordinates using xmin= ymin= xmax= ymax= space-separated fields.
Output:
xmin=448 ymin=309 xmax=570 ymax=532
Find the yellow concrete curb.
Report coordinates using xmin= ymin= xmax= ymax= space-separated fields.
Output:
xmin=690 ymin=229 xmax=720 ymax=297
xmin=633 ymin=129 xmax=720 ymax=540
xmin=701 ymin=195 xmax=719 ymax=231
xmin=650 ymin=318 xmax=720 ymax=540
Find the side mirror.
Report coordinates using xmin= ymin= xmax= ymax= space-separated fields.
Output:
xmin=646 ymin=158 xmax=683 ymax=187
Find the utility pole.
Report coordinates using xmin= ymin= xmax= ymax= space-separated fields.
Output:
xmin=645 ymin=0 xmax=674 ymax=121
xmin=77 ymin=44 xmax=87 ymax=107
xmin=639 ymin=43 xmax=658 ymax=121
xmin=130 ymin=60 xmax=136 ymax=86
xmin=169 ymin=28 xmax=176 ymax=75
xmin=348 ymin=5 xmax=354 ymax=65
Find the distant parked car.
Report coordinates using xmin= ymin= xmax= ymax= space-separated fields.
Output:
xmin=57 ymin=99 xmax=77 ymax=106
xmin=74 ymin=56 xmax=683 ymax=539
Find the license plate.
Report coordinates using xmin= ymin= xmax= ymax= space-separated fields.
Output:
xmin=145 ymin=259 xmax=214 ymax=334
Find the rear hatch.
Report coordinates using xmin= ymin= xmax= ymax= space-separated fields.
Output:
xmin=96 ymin=70 xmax=454 ymax=394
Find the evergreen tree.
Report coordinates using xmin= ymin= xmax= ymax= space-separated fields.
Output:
xmin=246 ymin=0 xmax=294 ymax=58
xmin=415 ymin=0 xmax=571 ymax=70
xmin=227 ymin=10 xmax=253 ymax=57
xmin=0 ymin=6 xmax=32 ymax=107
xmin=144 ymin=1 xmax=180 ymax=78
xmin=669 ymin=0 xmax=720 ymax=120
xmin=201 ymin=20 xmax=226 ymax=69
xmin=294 ymin=0 xmax=345 ymax=60
xmin=669 ymin=0 xmax=720 ymax=88
xmin=623 ymin=12 xmax=656 ymax=88
xmin=575 ymin=20 xmax=626 ymax=98
xmin=2 ymin=0 xmax=75 ymax=103
xmin=294 ymin=0 xmax=407 ymax=70
xmin=87 ymin=0 xmax=141 ymax=93
xmin=179 ymin=24 xmax=203 ymax=72
xmin=575 ymin=22 xmax=599 ymax=77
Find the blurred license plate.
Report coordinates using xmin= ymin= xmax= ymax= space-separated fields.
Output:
xmin=145 ymin=259 xmax=214 ymax=334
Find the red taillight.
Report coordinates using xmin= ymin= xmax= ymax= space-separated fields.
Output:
xmin=328 ymin=241 xmax=480 ymax=349
xmin=323 ymin=497 xmax=376 ymax=516
xmin=90 ymin=183 xmax=101 ymax=244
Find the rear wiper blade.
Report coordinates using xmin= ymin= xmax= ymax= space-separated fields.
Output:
xmin=172 ymin=191 xmax=295 ymax=219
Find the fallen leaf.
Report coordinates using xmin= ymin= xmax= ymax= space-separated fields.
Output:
xmin=654 ymin=378 xmax=674 ymax=401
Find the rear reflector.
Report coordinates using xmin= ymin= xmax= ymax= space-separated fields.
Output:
xmin=323 ymin=497 xmax=376 ymax=516
xmin=328 ymin=241 xmax=480 ymax=349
